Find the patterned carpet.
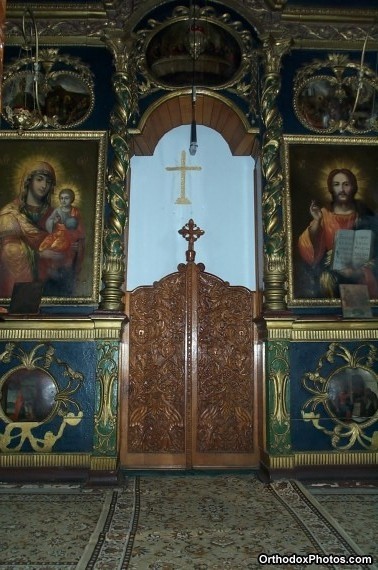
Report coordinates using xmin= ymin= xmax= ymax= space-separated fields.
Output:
xmin=305 ymin=483 xmax=378 ymax=568
xmin=0 ymin=483 xmax=135 ymax=569
xmin=0 ymin=474 xmax=376 ymax=569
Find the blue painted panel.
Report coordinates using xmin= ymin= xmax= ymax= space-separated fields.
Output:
xmin=290 ymin=341 xmax=378 ymax=451
xmin=0 ymin=341 xmax=96 ymax=453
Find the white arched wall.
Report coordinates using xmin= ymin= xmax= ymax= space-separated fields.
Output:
xmin=127 ymin=125 xmax=256 ymax=290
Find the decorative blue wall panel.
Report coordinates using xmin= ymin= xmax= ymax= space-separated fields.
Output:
xmin=0 ymin=341 xmax=97 ymax=454
xmin=290 ymin=341 xmax=378 ymax=452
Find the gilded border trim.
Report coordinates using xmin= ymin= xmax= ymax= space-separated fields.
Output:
xmin=0 ymin=453 xmax=92 ymax=469
xmin=90 ymin=456 xmax=118 ymax=471
xmin=0 ymin=316 xmax=126 ymax=341
xmin=265 ymin=451 xmax=378 ymax=470
xmin=0 ymin=453 xmax=118 ymax=470
xmin=266 ymin=318 xmax=378 ymax=342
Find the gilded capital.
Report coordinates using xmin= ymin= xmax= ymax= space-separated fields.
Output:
xmin=261 ymin=35 xmax=292 ymax=74
xmin=102 ymin=30 xmax=136 ymax=73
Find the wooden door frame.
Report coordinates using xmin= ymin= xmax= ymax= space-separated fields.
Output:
xmin=120 ymin=92 xmax=264 ymax=469
xmin=129 ymin=91 xmax=259 ymax=158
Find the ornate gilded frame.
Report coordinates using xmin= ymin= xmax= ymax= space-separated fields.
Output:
xmin=0 ymin=131 xmax=106 ymax=305
xmin=0 ymin=342 xmax=84 ymax=452
xmin=302 ymin=342 xmax=378 ymax=451
xmin=284 ymin=134 xmax=378 ymax=307
xmin=133 ymin=4 xmax=259 ymax=112
xmin=293 ymin=53 xmax=378 ymax=135
xmin=1 ymin=48 xmax=95 ymax=131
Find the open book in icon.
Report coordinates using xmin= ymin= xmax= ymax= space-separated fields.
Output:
xmin=332 ymin=229 xmax=373 ymax=271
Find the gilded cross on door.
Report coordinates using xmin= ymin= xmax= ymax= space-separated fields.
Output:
xmin=178 ymin=219 xmax=204 ymax=262
xmin=166 ymin=150 xmax=202 ymax=204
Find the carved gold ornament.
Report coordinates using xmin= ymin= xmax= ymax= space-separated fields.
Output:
xmin=0 ymin=343 xmax=83 ymax=452
xmin=2 ymin=48 xmax=95 ymax=131
xmin=302 ymin=342 xmax=378 ymax=450
xmin=294 ymin=53 xmax=378 ymax=134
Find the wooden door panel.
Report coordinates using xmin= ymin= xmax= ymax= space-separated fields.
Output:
xmin=193 ymin=270 xmax=257 ymax=467
xmin=121 ymin=270 xmax=187 ymax=468
xmin=120 ymin=263 xmax=258 ymax=469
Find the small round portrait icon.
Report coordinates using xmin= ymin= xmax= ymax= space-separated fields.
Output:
xmin=0 ymin=367 xmax=58 ymax=423
xmin=327 ymin=367 xmax=378 ymax=423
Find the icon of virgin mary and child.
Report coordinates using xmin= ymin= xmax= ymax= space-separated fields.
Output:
xmin=0 ymin=161 xmax=85 ymax=298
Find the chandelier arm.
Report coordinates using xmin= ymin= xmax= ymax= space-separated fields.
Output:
xmin=349 ymin=33 xmax=369 ymax=119
xmin=28 ymin=9 xmax=43 ymax=116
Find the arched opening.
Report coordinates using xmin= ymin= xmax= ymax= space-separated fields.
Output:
xmin=127 ymin=124 xmax=256 ymax=290
xmin=130 ymin=92 xmax=259 ymax=157
xmin=120 ymin=92 xmax=262 ymax=470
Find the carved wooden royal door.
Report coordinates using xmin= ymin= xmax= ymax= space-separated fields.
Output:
xmin=120 ymin=221 xmax=259 ymax=469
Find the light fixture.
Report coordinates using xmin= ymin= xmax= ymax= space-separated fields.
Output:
xmin=346 ymin=34 xmax=378 ymax=132
xmin=189 ymin=85 xmax=198 ymax=156
xmin=186 ymin=19 xmax=207 ymax=60
xmin=329 ymin=34 xmax=377 ymax=132
xmin=2 ymin=8 xmax=95 ymax=131
xmin=3 ymin=9 xmax=44 ymax=130
xmin=294 ymin=37 xmax=378 ymax=135
xmin=187 ymin=3 xmax=207 ymax=156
